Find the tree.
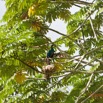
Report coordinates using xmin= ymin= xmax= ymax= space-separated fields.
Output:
xmin=0 ymin=0 xmax=103 ymax=102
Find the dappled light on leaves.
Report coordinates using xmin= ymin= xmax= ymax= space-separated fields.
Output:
xmin=0 ymin=0 xmax=103 ymax=102
xmin=14 ymin=71 xmax=26 ymax=84
xmin=32 ymin=19 xmax=42 ymax=32
xmin=28 ymin=5 xmax=36 ymax=17
xmin=54 ymin=63 xmax=63 ymax=71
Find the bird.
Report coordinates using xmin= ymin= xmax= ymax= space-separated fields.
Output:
xmin=47 ymin=45 xmax=55 ymax=58
xmin=46 ymin=45 xmax=55 ymax=65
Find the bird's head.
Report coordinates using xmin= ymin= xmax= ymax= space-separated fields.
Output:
xmin=51 ymin=45 xmax=54 ymax=49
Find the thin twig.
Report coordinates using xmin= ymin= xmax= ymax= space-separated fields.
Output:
xmin=50 ymin=0 xmax=93 ymax=5
xmin=48 ymin=28 xmax=67 ymax=36
xmin=75 ymin=73 xmax=94 ymax=103
xmin=43 ymin=35 xmax=63 ymax=52
xmin=51 ymin=70 xmax=103 ymax=78
xmin=13 ymin=57 xmax=42 ymax=73
xmin=73 ymin=4 xmax=83 ymax=8
xmin=76 ymin=42 xmax=86 ymax=53
xmin=81 ymin=84 xmax=103 ymax=103
xmin=74 ymin=54 xmax=85 ymax=70
xmin=48 ymin=26 xmax=88 ymax=54
xmin=85 ymin=45 xmax=103 ymax=55
xmin=54 ymin=3 xmax=95 ymax=43
xmin=89 ymin=17 xmax=97 ymax=41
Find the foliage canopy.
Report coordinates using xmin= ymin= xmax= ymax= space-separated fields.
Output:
xmin=0 ymin=0 xmax=103 ymax=103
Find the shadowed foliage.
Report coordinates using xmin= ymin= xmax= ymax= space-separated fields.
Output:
xmin=0 ymin=0 xmax=103 ymax=103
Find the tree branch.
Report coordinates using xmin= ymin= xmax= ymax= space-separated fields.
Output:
xmin=89 ymin=17 xmax=97 ymax=40
xmin=50 ymin=0 xmax=93 ymax=5
xmin=85 ymin=45 xmax=103 ymax=55
xmin=13 ymin=57 xmax=42 ymax=73
xmin=75 ymin=73 xmax=94 ymax=103
xmin=43 ymin=35 xmax=66 ymax=53
xmin=51 ymin=70 xmax=103 ymax=79
xmin=74 ymin=54 xmax=86 ymax=70
xmin=26 ymin=70 xmax=103 ymax=81
xmin=47 ymin=27 xmax=87 ymax=54
xmin=55 ymin=2 xmax=95 ymax=43
xmin=48 ymin=28 xmax=67 ymax=36
xmin=81 ymin=84 xmax=103 ymax=103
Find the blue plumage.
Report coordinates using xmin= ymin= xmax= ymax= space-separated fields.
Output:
xmin=47 ymin=45 xmax=55 ymax=58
